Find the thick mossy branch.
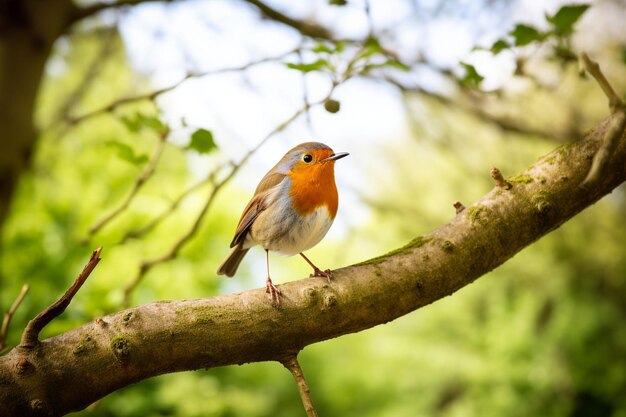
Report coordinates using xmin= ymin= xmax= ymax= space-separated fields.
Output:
xmin=1 ymin=118 xmax=625 ymax=416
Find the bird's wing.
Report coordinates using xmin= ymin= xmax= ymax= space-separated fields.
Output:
xmin=230 ymin=172 xmax=285 ymax=248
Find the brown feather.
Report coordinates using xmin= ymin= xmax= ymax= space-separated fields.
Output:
xmin=216 ymin=244 xmax=249 ymax=277
xmin=229 ymin=172 xmax=286 ymax=248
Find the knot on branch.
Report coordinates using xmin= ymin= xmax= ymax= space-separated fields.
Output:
xmin=491 ymin=167 xmax=512 ymax=190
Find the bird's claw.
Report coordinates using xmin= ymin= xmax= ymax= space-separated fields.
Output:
xmin=266 ymin=279 xmax=281 ymax=306
xmin=310 ymin=267 xmax=333 ymax=282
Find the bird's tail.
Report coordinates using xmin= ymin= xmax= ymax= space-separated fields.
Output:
xmin=216 ymin=244 xmax=249 ymax=277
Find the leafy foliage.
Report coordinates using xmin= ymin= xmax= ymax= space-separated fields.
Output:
xmin=459 ymin=62 xmax=484 ymax=87
xmin=187 ymin=128 xmax=217 ymax=154
xmin=509 ymin=24 xmax=546 ymax=46
xmin=105 ymin=140 xmax=149 ymax=165
xmin=119 ymin=112 xmax=169 ymax=135
xmin=471 ymin=3 xmax=591 ymax=82
xmin=286 ymin=59 xmax=331 ymax=73
xmin=286 ymin=37 xmax=409 ymax=81
xmin=546 ymin=4 xmax=590 ymax=36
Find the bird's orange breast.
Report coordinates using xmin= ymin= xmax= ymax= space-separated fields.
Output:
xmin=287 ymin=160 xmax=339 ymax=218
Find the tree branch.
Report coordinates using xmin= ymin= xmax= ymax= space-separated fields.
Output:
xmin=581 ymin=53 xmax=623 ymax=111
xmin=242 ymin=0 xmax=333 ymax=39
xmin=67 ymin=0 xmax=177 ymax=27
xmin=86 ymin=132 xmax=168 ymax=238
xmin=281 ymin=355 xmax=318 ymax=417
xmin=19 ymin=248 xmax=102 ymax=349
xmin=1 ymin=116 xmax=625 ymax=416
xmin=66 ymin=49 xmax=299 ymax=127
xmin=580 ymin=53 xmax=626 ymax=187
xmin=382 ymin=76 xmax=576 ymax=142
xmin=0 ymin=284 xmax=29 ymax=352
xmin=119 ymin=175 xmax=213 ymax=244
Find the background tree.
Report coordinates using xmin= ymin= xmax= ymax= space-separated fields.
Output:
xmin=1 ymin=0 xmax=626 ymax=416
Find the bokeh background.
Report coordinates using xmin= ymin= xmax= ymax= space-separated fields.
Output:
xmin=2 ymin=0 xmax=626 ymax=416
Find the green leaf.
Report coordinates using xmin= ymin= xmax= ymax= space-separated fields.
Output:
xmin=285 ymin=59 xmax=329 ymax=73
xmin=106 ymin=141 xmax=149 ymax=165
xmin=509 ymin=24 xmax=545 ymax=46
xmin=546 ymin=4 xmax=590 ymax=35
xmin=460 ymin=62 xmax=484 ymax=88
xmin=363 ymin=59 xmax=411 ymax=74
xmin=120 ymin=115 xmax=141 ymax=133
xmin=383 ymin=59 xmax=411 ymax=72
xmin=119 ymin=113 xmax=168 ymax=134
xmin=141 ymin=114 xmax=168 ymax=134
xmin=621 ymin=47 xmax=626 ymax=65
xmin=335 ymin=41 xmax=347 ymax=53
xmin=490 ymin=39 xmax=510 ymax=55
xmin=311 ymin=42 xmax=334 ymax=54
xmin=360 ymin=37 xmax=384 ymax=59
xmin=187 ymin=128 xmax=217 ymax=154
xmin=328 ymin=0 xmax=347 ymax=5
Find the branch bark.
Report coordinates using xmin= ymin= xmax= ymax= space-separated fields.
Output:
xmin=1 ymin=116 xmax=624 ymax=416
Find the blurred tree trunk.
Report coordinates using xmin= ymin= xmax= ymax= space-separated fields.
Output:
xmin=0 ymin=0 xmax=75 ymax=232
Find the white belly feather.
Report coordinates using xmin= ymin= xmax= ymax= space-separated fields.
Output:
xmin=247 ymin=190 xmax=334 ymax=256
xmin=275 ymin=205 xmax=334 ymax=255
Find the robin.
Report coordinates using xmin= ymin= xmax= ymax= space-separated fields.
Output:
xmin=216 ymin=142 xmax=349 ymax=304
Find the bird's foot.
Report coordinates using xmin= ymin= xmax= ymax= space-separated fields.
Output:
xmin=266 ymin=278 xmax=281 ymax=306
xmin=310 ymin=267 xmax=333 ymax=282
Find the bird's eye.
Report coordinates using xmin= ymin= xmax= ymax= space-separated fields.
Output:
xmin=302 ymin=154 xmax=313 ymax=163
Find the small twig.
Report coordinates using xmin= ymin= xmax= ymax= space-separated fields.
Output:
xmin=581 ymin=53 xmax=623 ymax=112
xmin=281 ymin=355 xmax=319 ymax=417
xmin=378 ymin=75 xmax=573 ymax=142
xmin=122 ymin=172 xmax=223 ymax=306
xmin=0 ymin=284 xmax=30 ymax=352
xmin=490 ymin=167 xmax=512 ymax=189
xmin=54 ymin=27 xmax=118 ymax=125
xmin=66 ymin=49 xmax=299 ymax=127
xmin=67 ymin=0 xmax=178 ymax=27
xmin=120 ymin=175 xmax=213 ymax=243
xmin=580 ymin=53 xmax=626 ymax=188
xmin=86 ymin=132 xmax=168 ymax=238
xmin=298 ymin=50 xmax=313 ymax=129
xmin=19 ymin=248 xmax=102 ymax=349
xmin=453 ymin=201 xmax=466 ymax=214
xmin=243 ymin=0 xmax=332 ymax=39
xmin=364 ymin=0 xmax=375 ymax=38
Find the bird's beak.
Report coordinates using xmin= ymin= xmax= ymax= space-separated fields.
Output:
xmin=322 ymin=152 xmax=349 ymax=162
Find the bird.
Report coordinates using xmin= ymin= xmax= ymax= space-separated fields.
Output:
xmin=216 ymin=142 xmax=348 ymax=305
